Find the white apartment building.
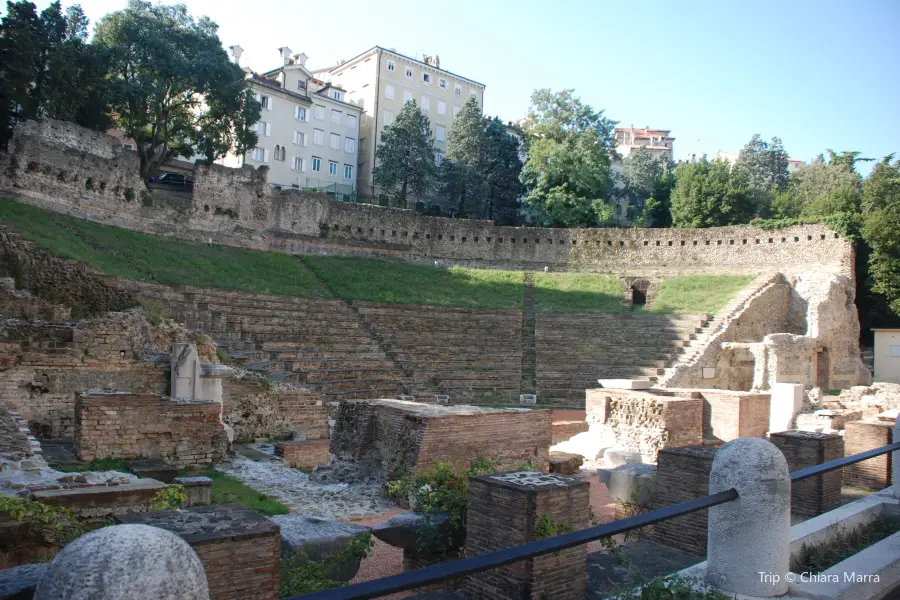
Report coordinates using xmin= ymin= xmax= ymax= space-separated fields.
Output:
xmin=615 ymin=126 xmax=675 ymax=162
xmin=220 ymin=46 xmax=363 ymax=197
xmin=316 ymin=46 xmax=486 ymax=203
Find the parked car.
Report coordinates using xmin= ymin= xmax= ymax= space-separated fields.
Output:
xmin=152 ymin=172 xmax=193 ymax=187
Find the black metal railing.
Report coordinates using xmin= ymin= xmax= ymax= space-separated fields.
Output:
xmin=287 ymin=439 xmax=900 ymax=600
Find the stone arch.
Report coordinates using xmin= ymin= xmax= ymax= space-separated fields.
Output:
xmin=631 ymin=278 xmax=651 ymax=306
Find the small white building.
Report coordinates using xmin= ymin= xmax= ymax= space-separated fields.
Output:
xmin=873 ymin=329 xmax=900 ymax=383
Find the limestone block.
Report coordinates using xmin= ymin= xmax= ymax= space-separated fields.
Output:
xmin=34 ymin=524 xmax=209 ymax=600
xmin=597 ymin=379 xmax=652 ymax=390
xmin=173 ymin=476 xmax=212 ymax=507
xmin=769 ymin=383 xmax=804 ymax=433
xmin=603 ymin=448 xmax=643 ymax=467
xmin=548 ymin=451 xmax=583 ymax=475
xmin=599 ymin=463 xmax=657 ymax=505
xmin=269 ymin=514 xmax=371 ymax=581
xmin=371 ymin=511 xmax=451 ymax=551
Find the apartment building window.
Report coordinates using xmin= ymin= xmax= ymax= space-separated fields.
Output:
xmin=347 ymin=114 xmax=357 ymax=128
xmin=422 ymin=73 xmax=431 ymax=84
xmin=421 ymin=96 xmax=430 ymax=111
xmin=295 ymin=106 xmax=307 ymax=121
xmin=435 ymin=126 xmax=445 ymax=142
xmin=292 ymin=131 xmax=307 ymax=146
xmin=255 ymin=121 xmax=271 ymax=136
xmin=345 ymin=137 xmax=356 ymax=153
xmin=405 ymin=66 xmax=413 ymax=78
xmin=328 ymin=160 xmax=338 ymax=176
xmin=439 ymin=78 xmax=447 ymax=90
xmin=383 ymin=110 xmax=393 ymax=125
xmin=387 ymin=60 xmax=396 ymax=72
xmin=292 ymin=157 xmax=304 ymax=172
xmin=454 ymin=84 xmax=462 ymax=96
xmin=331 ymin=90 xmax=343 ymax=101
xmin=274 ymin=145 xmax=286 ymax=161
xmin=453 ymin=106 xmax=460 ymax=118
xmin=385 ymin=85 xmax=394 ymax=100
xmin=314 ymin=105 xmax=325 ymax=120
xmin=250 ymin=147 xmax=268 ymax=162
xmin=256 ymin=94 xmax=271 ymax=110
xmin=437 ymin=101 xmax=446 ymax=116
xmin=312 ymin=157 xmax=321 ymax=172
xmin=403 ymin=90 xmax=413 ymax=104
xmin=297 ymin=80 xmax=307 ymax=90
xmin=313 ymin=129 xmax=324 ymax=145
xmin=330 ymin=133 xmax=340 ymax=150
xmin=344 ymin=165 xmax=353 ymax=180
xmin=331 ymin=109 xmax=341 ymax=124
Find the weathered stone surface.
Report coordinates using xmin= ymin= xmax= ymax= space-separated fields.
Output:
xmin=598 ymin=463 xmax=657 ymax=504
xmin=126 ymin=458 xmax=178 ymax=483
xmin=549 ymin=451 xmax=583 ymax=474
xmin=173 ymin=476 xmax=212 ymax=507
xmin=371 ymin=511 xmax=451 ymax=550
xmin=34 ymin=524 xmax=209 ymax=600
xmin=269 ymin=514 xmax=370 ymax=581
xmin=0 ymin=562 xmax=47 ymax=600
xmin=796 ymin=409 xmax=861 ymax=433
xmin=603 ymin=448 xmax=644 ymax=467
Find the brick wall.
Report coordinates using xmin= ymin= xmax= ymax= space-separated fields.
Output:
xmin=651 ymin=445 xmax=718 ymax=556
xmin=275 ymin=439 xmax=329 ymax=469
xmin=769 ymin=430 xmax=843 ymax=517
xmin=700 ymin=390 xmax=770 ymax=442
xmin=222 ymin=379 xmax=326 ymax=442
xmin=464 ymin=472 xmax=590 ymax=600
xmin=844 ymin=420 xmax=893 ymax=490
xmin=552 ymin=420 xmax=589 ymax=444
xmin=74 ymin=393 xmax=225 ymax=467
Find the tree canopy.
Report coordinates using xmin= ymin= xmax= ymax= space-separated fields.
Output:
xmin=861 ymin=156 xmax=900 ymax=314
xmin=733 ymin=134 xmax=790 ymax=217
xmin=373 ymin=100 xmax=436 ymax=209
xmin=773 ymin=150 xmax=865 ymax=219
xmin=519 ymin=89 xmax=616 ymax=227
xmin=670 ymin=158 xmax=755 ymax=228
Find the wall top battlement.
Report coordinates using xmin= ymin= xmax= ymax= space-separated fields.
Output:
xmin=0 ymin=119 xmax=854 ymax=276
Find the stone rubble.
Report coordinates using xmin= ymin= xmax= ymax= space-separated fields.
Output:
xmin=215 ymin=456 xmax=395 ymax=520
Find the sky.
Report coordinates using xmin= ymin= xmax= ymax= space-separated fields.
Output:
xmin=18 ymin=0 xmax=900 ymax=172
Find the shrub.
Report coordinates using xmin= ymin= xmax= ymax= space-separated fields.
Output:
xmin=0 ymin=496 xmax=86 ymax=549
xmin=150 ymin=484 xmax=187 ymax=510
xmin=279 ymin=532 xmax=374 ymax=596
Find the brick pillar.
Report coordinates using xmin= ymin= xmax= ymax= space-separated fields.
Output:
xmin=464 ymin=471 xmax=589 ymax=600
xmin=651 ymin=445 xmax=718 ymax=556
xmin=844 ymin=420 xmax=893 ymax=490
xmin=769 ymin=430 xmax=843 ymax=516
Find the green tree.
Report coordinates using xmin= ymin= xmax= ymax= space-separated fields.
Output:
xmin=373 ymin=100 xmax=436 ymax=209
xmin=618 ymin=146 xmax=670 ymax=223
xmin=635 ymin=165 xmax=675 ymax=228
xmin=481 ymin=117 xmax=524 ymax=224
xmin=519 ymin=89 xmax=616 ymax=227
xmin=94 ymin=0 xmax=258 ymax=181
xmin=861 ymin=156 xmax=900 ymax=314
xmin=779 ymin=150 xmax=866 ymax=219
xmin=733 ymin=134 xmax=790 ymax=217
xmin=444 ymin=96 xmax=486 ymax=217
xmin=670 ymin=158 xmax=755 ymax=228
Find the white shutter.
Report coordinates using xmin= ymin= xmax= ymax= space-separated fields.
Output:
xmin=267 ymin=97 xmax=273 ymax=111
xmin=254 ymin=93 xmax=262 ymax=104
xmin=265 ymin=123 xmax=271 ymax=137
xmin=304 ymin=134 xmax=308 ymax=147
xmin=263 ymin=149 xmax=270 ymax=163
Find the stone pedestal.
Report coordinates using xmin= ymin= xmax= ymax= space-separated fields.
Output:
xmin=769 ymin=430 xmax=843 ymax=516
xmin=275 ymin=439 xmax=330 ymax=470
xmin=844 ymin=420 xmax=893 ymax=490
xmin=174 ymin=476 xmax=213 ymax=507
xmin=769 ymin=383 xmax=803 ymax=433
xmin=117 ymin=506 xmax=280 ymax=600
xmin=651 ymin=445 xmax=718 ymax=556
xmin=463 ymin=471 xmax=589 ymax=600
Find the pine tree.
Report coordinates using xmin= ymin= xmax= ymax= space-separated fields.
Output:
xmin=445 ymin=96 xmax=486 ymax=217
xmin=373 ymin=100 xmax=436 ymax=209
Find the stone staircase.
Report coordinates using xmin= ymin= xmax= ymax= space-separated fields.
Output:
xmin=125 ymin=283 xmax=408 ymax=402
xmin=656 ymin=271 xmax=781 ymax=387
xmin=535 ymin=313 xmax=710 ymax=405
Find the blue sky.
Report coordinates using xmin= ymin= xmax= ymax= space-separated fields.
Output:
xmin=22 ymin=0 xmax=900 ymax=171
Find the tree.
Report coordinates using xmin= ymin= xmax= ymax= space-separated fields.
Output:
xmin=618 ymin=146 xmax=670 ymax=222
xmin=781 ymin=150 xmax=866 ymax=219
xmin=444 ymin=96 xmax=486 ymax=217
xmin=94 ymin=0 xmax=259 ymax=181
xmin=733 ymin=134 xmax=790 ymax=217
xmin=373 ymin=100 xmax=436 ymax=209
xmin=519 ymin=89 xmax=616 ymax=227
xmin=670 ymin=158 xmax=755 ymax=228
xmin=481 ymin=117 xmax=524 ymax=224
xmin=0 ymin=1 xmax=110 ymax=148
xmin=861 ymin=156 xmax=900 ymax=314
xmin=635 ymin=164 xmax=674 ymax=228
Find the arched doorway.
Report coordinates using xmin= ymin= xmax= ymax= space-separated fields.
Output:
xmin=631 ymin=278 xmax=650 ymax=306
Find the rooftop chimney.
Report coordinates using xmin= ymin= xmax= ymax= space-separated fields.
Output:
xmin=229 ymin=44 xmax=244 ymax=66
xmin=292 ymin=52 xmax=308 ymax=67
xmin=277 ymin=46 xmax=292 ymax=66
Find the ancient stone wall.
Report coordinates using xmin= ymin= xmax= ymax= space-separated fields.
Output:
xmin=222 ymin=379 xmax=327 ymax=442
xmin=74 ymin=392 xmax=226 ymax=467
xmin=652 ymin=445 xmax=718 ymax=555
xmin=769 ymin=430 xmax=843 ymax=517
xmin=0 ymin=119 xmax=855 ymax=276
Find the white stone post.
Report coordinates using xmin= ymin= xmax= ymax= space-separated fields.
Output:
xmin=706 ymin=437 xmax=791 ymax=597
xmin=893 ymin=415 xmax=900 ymax=499
xmin=769 ymin=383 xmax=804 ymax=434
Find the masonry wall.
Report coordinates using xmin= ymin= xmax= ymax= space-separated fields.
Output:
xmin=74 ymin=393 xmax=225 ymax=467
xmin=222 ymin=379 xmax=327 ymax=442
xmin=651 ymin=445 xmax=718 ymax=556
xmin=844 ymin=420 xmax=893 ymax=489
xmin=770 ymin=430 xmax=843 ymax=517
xmin=698 ymin=390 xmax=770 ymax=442
xmin=0 ymin=119 xmax=855 ymax=276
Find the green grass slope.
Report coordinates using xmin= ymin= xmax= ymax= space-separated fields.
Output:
xmin=532 ymin=272 xmax=625 ymax=312
xmin=651 ymin=274 xmax=755 ymax=314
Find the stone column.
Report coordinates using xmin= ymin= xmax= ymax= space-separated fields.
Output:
xmin=706 ymin=438 xmax=790 ymax=597
xmin=464 ymin=471 xmax=589 ymax=600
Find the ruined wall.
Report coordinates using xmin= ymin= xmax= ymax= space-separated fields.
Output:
xmin=0 ymin=119 xmax=855 ymax=276
xmin=222 ymin=379 xmax=327 ymax=442
xmin=74 ymin=393 xmax=226 ymax=467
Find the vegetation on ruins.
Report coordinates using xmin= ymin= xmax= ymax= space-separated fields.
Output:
xmin=279 ymin=531 xmax=374 ymax=596
xmin=0 ymin=1 xmax=111 ymax=150
xmin=373 ymin=100 xmax=437 ymax=209
xmin=194 ymin=469 xmax=289 ymax=515
xmin=149 ymin=484 xmax=187 ymax=510
xmin=519 ymin=89 xmax=618 ymax=227
xmin=0 ymin=495 xmax=86 ymax=550
xmin=794 ymin=515 xmax=900 ymax=574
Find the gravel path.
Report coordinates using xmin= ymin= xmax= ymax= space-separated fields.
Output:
xmin=215 ymin=456 xmax=396 ymax=520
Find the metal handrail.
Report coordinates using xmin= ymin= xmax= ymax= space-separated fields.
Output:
xmin=287 ymin=439 xmax=900 ymax=600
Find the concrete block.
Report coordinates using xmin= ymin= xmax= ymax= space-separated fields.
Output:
xmin=769 ymin=383 xmax=803 ymax=434
xmin=599 ymin=463 xmax=657 ymax=504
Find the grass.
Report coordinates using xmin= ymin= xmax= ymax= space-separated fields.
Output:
xmin=650 ymin=275 xmax=755 ymax=314
xmin=185 ymin=468 xmax=289 ymax=515
xmin=532 ymin=272 xmax=625 ymax=312
xmin=0 ymin=199 xmax=331 ymax=298
xmin=301 ymin=255 xmax=524 ymax=309
xmin=794 ymin=515 xmax=900 ymax=574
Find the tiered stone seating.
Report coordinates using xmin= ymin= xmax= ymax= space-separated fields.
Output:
xmin=535 ymin=313 xmax=709 ymax=405
xmin=354 ymin=303 xmax=523 ymax=402
xmin=125 ymin=283 xmax=408 ymax=401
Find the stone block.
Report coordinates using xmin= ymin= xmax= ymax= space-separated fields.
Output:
xmin=173 ymin=476 xmax=212 ymax=507
xmin=599 ymin=463 xmax=657 ymax=505
xmin=844 ymin=420 xmax=893 ymax=490
xmin=603 ymin=448 xmax=643 ymax=467
xmin=769 ymin=383 xmax=804 ymax=433
xmin=371 ymin=511 xmax=451 ymax=552
xmin=126 ymin=458 xmax=178 ymax=483
xmin=519 ymin=394 xmax=536 ymax=405
xmin=275 ymin=440 xmax=330 ymax=470
xmin=269 ymin=514 xmax=370 ymax=581
xmin=548 ymin=452 xmax=583 ymax=475
xmin=0 ymin=563 xmax=48 ymax=600
xmin=33 ymin=478 xmax=167 ymax=519
xmin=769 ymin=430 xmax=843 ymax=517
xmin=597 ymin=379 xmax=652 ymax=390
